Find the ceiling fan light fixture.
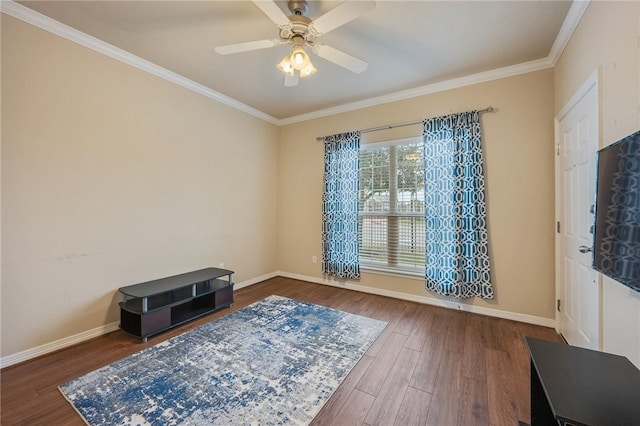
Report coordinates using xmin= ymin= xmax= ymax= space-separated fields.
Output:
xmin=290 ymin=46 xmax=311 ymax=70
xmin=300 ymin=63 xmax=317 ymax=77
xmin=291 ymin=47 xmax=309 ymax=70
xmin=278 ymin=41 xmax=315 ymax=78
xmin=277 ymin=56 xmax=295 ymax=76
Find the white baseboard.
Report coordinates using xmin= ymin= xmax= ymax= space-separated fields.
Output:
xmin=276 ymin=271 xmax=557 ymax=329
xmin=1 ymin=270 xmax=555 ymax=369
xmin=0 ymin=322 xmax=121 ymax=369
xmin=233 ymin=271 xmax=279 ymax=290
xmin=0 ymin=273 xmax=279 ymax=369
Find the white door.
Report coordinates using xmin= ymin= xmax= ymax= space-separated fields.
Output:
xmin=556 ymin=71 xmax=600 ymax=350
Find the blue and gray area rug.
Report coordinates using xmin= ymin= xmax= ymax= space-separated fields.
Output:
xmin=59 ymin=295 xmax=387 ymax=425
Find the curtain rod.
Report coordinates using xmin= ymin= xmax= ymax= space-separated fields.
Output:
xmin=360 ymin=106 xmax=495 ymax=134
xmin=316 ymin=106 xmax=496 ymax=141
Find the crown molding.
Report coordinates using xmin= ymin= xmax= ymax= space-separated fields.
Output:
xmin=279 ymin=0 xmax=590 ymax=126
xmin=0 ymin=0 xmax=279 ymax=125
xmin=548 ymin=0 xmax=590 ymax=65
xmin=1 ymin=0 xmax=588 ymax=127
xmin=278 ymin=57 xmax=555 ymax=125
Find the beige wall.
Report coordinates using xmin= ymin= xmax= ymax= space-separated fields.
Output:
xmin=554 ymin=1 xmax=640 ymax=366
xmin=4 ymin=1 xmax=638 ymax=366
xmin=278 ymin=70 xmax=557 ymax=320
xmin=1 ymin=15 xmax=279 ymax=357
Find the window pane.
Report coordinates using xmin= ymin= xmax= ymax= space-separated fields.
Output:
xmin=397 ymin=216 xmax=425 ymax=268
xmin=396 ymin=142 xmax=425 ymax=214
xmin=359 ymin=215 xmax=387 ymax=263
xmin=360 ymin=146 xmax=390 ymax=213
xmin=359 ymin=139 xmax=425 ymax=272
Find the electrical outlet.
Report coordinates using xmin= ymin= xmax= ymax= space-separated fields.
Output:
xmin=218 ymin=263 xmax=225 ymax=268
xmin=311 ymin=256 xmax=317 ymax=264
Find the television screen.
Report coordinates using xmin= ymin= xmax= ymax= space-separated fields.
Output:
xmin=592 ymin=129 xmax=640 ymax=293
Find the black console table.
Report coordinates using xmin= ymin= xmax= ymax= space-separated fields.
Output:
xmin=119 ymin=267 xmax=234 ymax=342
xmin=525 ymin=337 xmax=640 ymax=426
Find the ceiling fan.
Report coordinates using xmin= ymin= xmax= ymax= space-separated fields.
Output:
xmin=214 ymin=0 xmax=376 ymax=87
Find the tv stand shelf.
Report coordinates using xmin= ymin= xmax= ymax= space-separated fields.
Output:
xmin=119 ymin=267 xmax=234 ymax=341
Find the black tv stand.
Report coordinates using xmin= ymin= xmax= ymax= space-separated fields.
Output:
xmin=524 ymin=337 xmax=640 ymax=425
xmin=118 ymin=267 xmax=234 ymax=341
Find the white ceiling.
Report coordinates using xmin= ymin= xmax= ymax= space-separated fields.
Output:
xmin=13 ymin=1 xmax=575 ymax=122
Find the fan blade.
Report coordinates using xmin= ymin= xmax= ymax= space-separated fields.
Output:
xmin=284 ymin=71 xmax=299 ymax=87
xmin=314 ymin=44 xmax=368 ymax=73
xmin=214 ymin=39 xmax=280 ymax=55
xmin=252 ymin=0 xmax=291 ymax=27
xmin=310 ymin=0 xmax=375 ymax=35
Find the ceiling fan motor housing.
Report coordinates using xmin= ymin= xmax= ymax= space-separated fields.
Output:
xmin=279 ymin=13 xmax=315 ymax=44
xmin=288 ymin=1 xmax=309 ymax=16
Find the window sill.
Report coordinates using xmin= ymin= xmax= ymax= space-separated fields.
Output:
xmin=360 ymin=264 xmax=425 ymax=280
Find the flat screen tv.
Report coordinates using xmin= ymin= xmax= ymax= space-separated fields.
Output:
xmin=592 ymin=129 xmax=640 ymax=293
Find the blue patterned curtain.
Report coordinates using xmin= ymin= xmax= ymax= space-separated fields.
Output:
xmin=322 ymin=131 xmax=361 ymax=280
xmin=423 ymin=111 xmax=493 ymax=299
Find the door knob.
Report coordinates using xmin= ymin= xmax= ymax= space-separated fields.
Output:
xmin=578 ymin=246 xmax=593 ymax=253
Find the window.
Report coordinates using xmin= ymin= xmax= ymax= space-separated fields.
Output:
xmin=359 ymin=137 xmax=425 ymax=274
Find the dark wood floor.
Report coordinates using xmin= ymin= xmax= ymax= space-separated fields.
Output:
xmin=0 ymin=277 xmax=562 ymax=425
